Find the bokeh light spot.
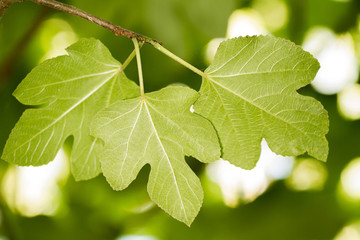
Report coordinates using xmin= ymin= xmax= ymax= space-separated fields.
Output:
xmin=335 ymin=221 xmax=360 ymax=240
xmin=303 ymin=27 xmax=358 ymax=95
xmin=39 ymin=18 xmax=78 ymax=62
xmin=1 ymin=148 xmax=69 ymax=217
xmin=204 ymin=38 xmax=225 ymax=65
xmin=252 ymin=0 xmax=288 ymax=32
xmin=286 ymin=158 xmax=327 ymax=191
xmin=206 ymin=140 xmax=294 ymax=207
xmin=338 ymin=84 xmax=360 ymax=120
xmin=226 ymin=9 xmax=268 ymax=38
xmin=117 ymin=235 xmax=159 ymax=240
xmin=340 ymin=158 xmax=360 ymax=201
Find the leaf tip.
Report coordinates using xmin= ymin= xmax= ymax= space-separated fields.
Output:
xmin=170 ymin=210 xmax=197 ymax=227
xmin=184 ymin=219 xmax=194 ymax=227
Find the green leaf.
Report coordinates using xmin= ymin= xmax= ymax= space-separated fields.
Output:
xmin=194 ymin=36 xmax=329 ymax=169
xmin=91 ymin=86 xmax=220 ymax=225
xmin=1 ymin=38 xmax=139 ymax=180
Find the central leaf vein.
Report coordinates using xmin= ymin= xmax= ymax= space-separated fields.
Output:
xmin=13 ymin=71 xmax=118 ymax=153
xmin=143 ymin=101 xmax=188 ymax=221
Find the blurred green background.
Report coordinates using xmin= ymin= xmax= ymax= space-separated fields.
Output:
xmin=1 ymin=0 xmax=360 ymax=239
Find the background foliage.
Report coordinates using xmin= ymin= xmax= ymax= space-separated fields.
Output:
xmin=0 ymin=0 xmax=360 ymax=239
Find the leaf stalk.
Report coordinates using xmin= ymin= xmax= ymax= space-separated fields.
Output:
xmin=133 ymin=38 xmax=145 ymax=97
xmin=151 ymin=42 xmax=207 ymax=79
xmin=121 ymin=45 xmax=142 ymax=72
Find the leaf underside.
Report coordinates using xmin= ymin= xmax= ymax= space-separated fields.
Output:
xmin=1 ymin=38 xmax=139 ymax=180
xmin=91 ymin=86 xmax=220 ymax=225
xmin=1 ymin=35 xmax=329 ymax=225
xmin=194 ymin=35 xmax=329 ymax=169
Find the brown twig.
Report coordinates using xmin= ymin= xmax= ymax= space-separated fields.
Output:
xmin=0 ymin=0 xmax=18 ymax=19
xmin=0 ymin=0 xmax=162 ymax=87
xmin=24 ymin=0 xmax=161 ymax=45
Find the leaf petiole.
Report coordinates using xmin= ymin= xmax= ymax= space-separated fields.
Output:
xmin=133 ymin=38 xmax=145 ymax=97
xmin=120 ymin=43 xmax=143 ymax=71
xmin=151 ymin=42 xmax=207 ymax=79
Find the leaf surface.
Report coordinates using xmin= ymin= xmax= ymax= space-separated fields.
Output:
xmin=2 ymin=38 xmax=139 ymax=180
xmin=194 ymin=36 xmax=329 ymax=169
xmin=91 ymin=86 xmax=220 ymax=225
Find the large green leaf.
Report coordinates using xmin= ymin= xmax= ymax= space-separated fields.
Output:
xmin=1 ymin=38 xmax=139 ymax=180
xmin=194 ymin=35 xmax=329 ymax=169
xmin=91 ymin=86 xmax=220 ymax=225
